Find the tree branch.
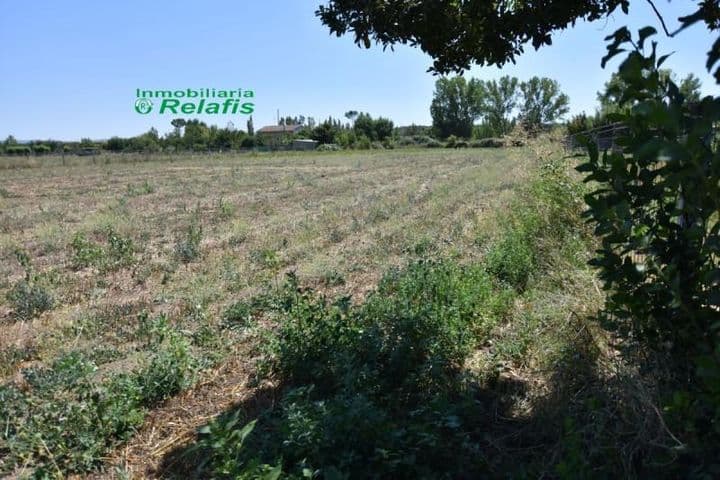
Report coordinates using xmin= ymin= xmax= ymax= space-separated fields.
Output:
xmin=646 ymin=0 xmax=678 ymax=37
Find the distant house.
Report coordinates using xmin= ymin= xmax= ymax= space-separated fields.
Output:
xmin=257 ymin=124 xmax=304 ymax=143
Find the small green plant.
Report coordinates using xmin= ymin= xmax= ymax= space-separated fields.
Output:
xmin=106 ymin=229 xmax=135 ymax=268
xmin=70 ymin=232 xmax=105 ymax=269
xmin=138 ymin=330 xmax=196 ymax=404
xmin=319 ymin=269 xmax=345 ymax=287
xmin=175 ymin=223 xmax=203 ymax=263
xmin=6 ymin=250 xmax=54 ymax=320
xmin=222 ymin=300 xmax=255 ymax=330
xmin=216 ymin=197 xmax=236 ymax=220
xmin=126 ymin=180 xmax=155 ymax=197
xmin=70 ymin=229 xmax=134 ymax=271
xmin=485 ymin=227 xmax=536 ymax=289
xmin=0 ymin=352 xmax=145 ymax=477
xmin=250 ymin=248 xmax=281 ymax=270
xmin=197 ymin=261 xmax=514 ymax=478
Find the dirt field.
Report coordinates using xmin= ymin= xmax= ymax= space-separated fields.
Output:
xmin=0 ymin=148 xmax=536 ymax=477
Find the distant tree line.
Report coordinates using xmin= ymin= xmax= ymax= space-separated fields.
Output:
xmin=430 ymin=75 xmax=570 ymax=139
xmin=1 ymin=69 xmax=702 ymax=155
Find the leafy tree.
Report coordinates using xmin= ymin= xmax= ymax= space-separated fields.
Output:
xmin=430 ymin=76 xmax=481 ymax=138
xmin=518 ymin=76 xmax=570 ymax=128
xmin=312 ymin=119 xmax=339 ymax=144
xmin=183 ymin=120 xmax=210 ymax=150
xmin=373 ymin=116 xmax=394 ymax=140
xmin=4 ymin=135 xmax=18 ymax=146
xmin=351 ymin=112 xmax=393 ymax=141
xmin=345 ymin=110 xmax=359 ymax=123
xmin=170 ymin=118 xmax=186 ymax=136
xmin=679 ymin=72 xmax=702 ymax=103
xmin=476 ymin=76 xmax=519 ymax=136
xmin=246 ymin=116 xmax=254 ymax=136
xmin=353 ymin=112 xmax=375 ymax=140
xmin=578 ymin=27 xmax=720 ymax=464
xmin=106 ymin=136 xmax=128 ymax=152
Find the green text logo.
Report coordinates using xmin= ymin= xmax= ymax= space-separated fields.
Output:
xmin=134 ymin=88 xmax=255 ymax=115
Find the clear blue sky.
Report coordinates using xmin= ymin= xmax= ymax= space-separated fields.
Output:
xmin=0 ymin=0 xmax=716 ymax=141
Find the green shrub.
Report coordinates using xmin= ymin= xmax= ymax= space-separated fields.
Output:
xmin=138 ymin=328 xmax=195 ymax=405
xmin=198 ymin=261 xmax=514 ymax=478
xmin=70 ymin=232 xmax=105 ymax=269
xmin=70 ymin=229 xmax=134 ymax=271
xmin=222 ymin=300 xmax=254 ymax=329
xmin=579 ymin=28 xmax=720 ymax=469
xmin=126 ymin=180 xmax=155 ymax=197
xmin=0 ymin=311 xmax=201 ymax=477
xmin=6 ymin=280 xmax=54 ymax=320
xmin=470 ymin=137 xmax=505 ymax=148
xmin=485 ymin=228 xmax=536 ymax=289
xmin=485 ymin=158 xmax=586 ymax=291
xmin=107 ymin=229 xmax=134 ymax=267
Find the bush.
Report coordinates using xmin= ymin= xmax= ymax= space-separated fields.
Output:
xmin=240 ymin=136 xmax=256 ymax=148
xmin=70 ymin=229 xmax=134 ymax=271
xmin=355 ymin=135 xmax=371 ymax=150
xmin=424 ymin=139 xmax=442 ymax=148
xmin=485 ymin=228 xmax=536 ymax=289
xmin=470 ymin=137 xmax=505 ymax=148
xmin=70 ymin=232 xmax=104 ymax=269
xmin=579 ymin=29 xmax=720 ymax=469
xmin=198 ymin=261 xmax=514 ymax=478
xmin=316 ymin=143 xmax=341 ymax=151
xmin=486 ymin=158 xmax=586 ymax=290
xmin=6 ymin=280 xmax=54 ymax=320
xmin=137 ymin=318 xmax=196 ymax=404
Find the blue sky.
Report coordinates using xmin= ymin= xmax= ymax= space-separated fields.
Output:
xmin=0 ymin=0 xmax=717 ymax=141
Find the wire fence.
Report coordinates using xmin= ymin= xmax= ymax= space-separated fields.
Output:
xmin=563 ymin=122 xmax=629 ymax=152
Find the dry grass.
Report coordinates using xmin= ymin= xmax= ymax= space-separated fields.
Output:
xmin=0 ymin=147 xmax=538 ymax=477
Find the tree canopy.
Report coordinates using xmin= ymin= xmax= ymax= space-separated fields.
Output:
xmin=430 ymin=77 xmax=481 ymax=138
xmin=518 ymin=76 xmax=570 ymax=127
xmin=430 ymin=75 xmax=569 ymax=138
xmin=316 ymin=1 xmax=720 ymax=77
xmin=316 ymin=0 xmax=629 ymax=73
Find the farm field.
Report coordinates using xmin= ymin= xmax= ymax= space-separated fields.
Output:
xmin=1 ymin=147 xmax=555 ymax=477
xmin=1 ymin=148 xmax=526 ymax=327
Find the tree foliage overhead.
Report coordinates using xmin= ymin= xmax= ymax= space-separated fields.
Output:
xmin=316 ymin=0 xmax=629 ymax=73
xmin=597 ymin=69 xmax=703 ymax=117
